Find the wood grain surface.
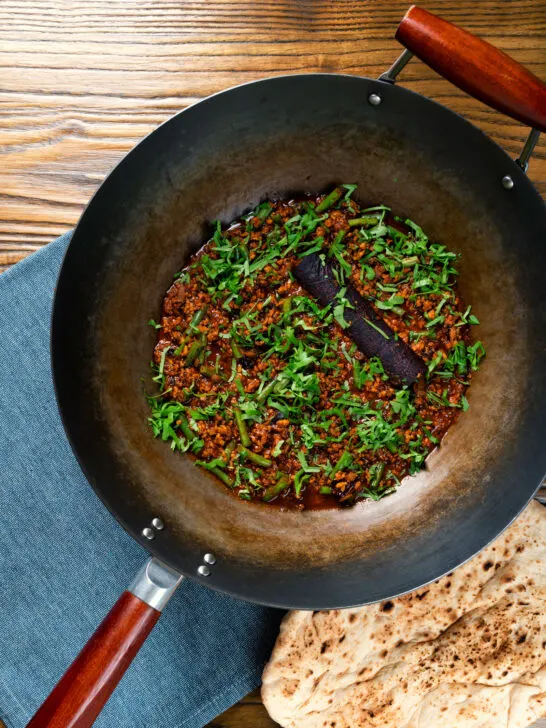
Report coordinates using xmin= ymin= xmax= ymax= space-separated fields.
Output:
xmin=1 ymin=1 xmax=545 ymax=727
xmin=1 ymin=0 xmax=546 ymax=274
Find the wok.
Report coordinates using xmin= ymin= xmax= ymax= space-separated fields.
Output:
xmin=28 ymin=7 xmax=546 ymax=727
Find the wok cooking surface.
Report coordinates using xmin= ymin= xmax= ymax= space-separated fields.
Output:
xmin=52 ymin=74 xmax=546 ymax=608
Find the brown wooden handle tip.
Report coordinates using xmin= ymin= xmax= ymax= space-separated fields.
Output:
xmin=26 ymin=592 xmax=160 ymax=728
xmin=396 ymin=5 xmax=546 ymax=133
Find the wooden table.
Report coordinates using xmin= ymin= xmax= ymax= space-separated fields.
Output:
xmin=1 ymin=1 xmax=545 ymax=726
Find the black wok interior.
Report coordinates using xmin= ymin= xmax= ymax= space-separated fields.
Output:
xmin=52 ymin=74 xmax=546 ymax=608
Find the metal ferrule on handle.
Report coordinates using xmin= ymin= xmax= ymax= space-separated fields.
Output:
xmin=129 ymin=557 xmax=184 ymax=611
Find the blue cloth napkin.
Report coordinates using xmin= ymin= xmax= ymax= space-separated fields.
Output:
xmin=0 ymin=234 xmax=282 ymax=728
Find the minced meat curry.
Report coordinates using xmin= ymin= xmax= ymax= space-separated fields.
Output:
xmin=148 ymin=185 xmax=485 ymax=509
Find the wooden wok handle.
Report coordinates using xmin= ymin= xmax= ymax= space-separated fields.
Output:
xmin=396 ymin=6 xmax=546 ymax=133
xmin=27 ymin=559 xmax=183 ymax=728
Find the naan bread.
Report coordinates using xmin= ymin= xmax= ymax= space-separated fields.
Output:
xmin=262 ymin=501 xmax=546 ymax=728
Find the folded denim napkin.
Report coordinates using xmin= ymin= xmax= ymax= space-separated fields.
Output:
xmin=0 ymin=233 xmax=282 ymax=728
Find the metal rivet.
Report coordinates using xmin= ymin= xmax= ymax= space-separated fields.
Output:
xmin=203 ymin=553 xmax=216 ymax=565
xmin=502 ymin=175 xmax=514 ymax=189
xmin=197 ymin=564 xmax=211 ymax=577
xmin=142 ymin=527 xmax=154 ymax=540
xmin=368 ymin=93 xmax=382 ymax=106
xmin=151 ymin=517 xmax=164 ymax=531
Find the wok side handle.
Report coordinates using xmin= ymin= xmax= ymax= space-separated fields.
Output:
xmin=26 ymin=558 xmax=183 ymax=728
xmin=396 ymin=6 xmax=546 ymax=134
